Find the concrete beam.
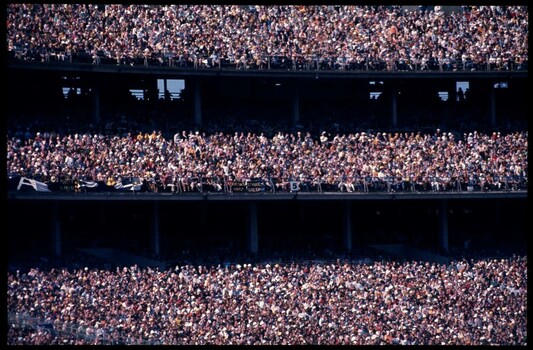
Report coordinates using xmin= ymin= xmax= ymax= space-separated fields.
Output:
xmin=391 ymin=90 xmax=398 ymax=128
xmin=152 ymin=201 xmax=160 ymax=256
xmin=439 ymin=200 xmax=449 ymax=254
xmin=53 ymin=202 xmax=61 ymax=256
xmin=194 ymin=79 xmax=202 ymax=127
xmin=344 ymin=202 xmax=352 ymax=253
xmin=248 ymin=203 xmax=258 ymax=254
xmin=489 ymin=85 xmax=496 ymax=128
xmin=293 ymin=84 xmax=300 ymax=126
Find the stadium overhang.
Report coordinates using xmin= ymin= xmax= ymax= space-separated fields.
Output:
xmin=7 ymin=61 xmax=528 ymax=80
xmin=7 ymin=191 xmax=528 ymax=202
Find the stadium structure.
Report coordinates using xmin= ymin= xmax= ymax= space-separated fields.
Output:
xmin=6 ymin=4 xmax=527 ymax=345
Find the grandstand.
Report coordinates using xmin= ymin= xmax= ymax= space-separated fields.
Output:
xmin=7 ymin=4 xmax=527 ymax=345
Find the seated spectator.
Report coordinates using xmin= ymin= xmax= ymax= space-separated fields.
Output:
xmin=6 ymin=126 xmax=528 ymax=193
xmin=6 ymin=5 xmax=528 ymax=71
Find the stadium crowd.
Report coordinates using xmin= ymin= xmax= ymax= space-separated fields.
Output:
xmin=6 ymin=127 xmax=528 ymax=192
xmin=7 ymin=4 xmax=528 ymax=71
xmin=8 ymin=255 xmax=527 ymax=345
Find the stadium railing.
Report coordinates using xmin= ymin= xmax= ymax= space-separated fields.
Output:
xmin=8 ymin=174 xmax=527 ymax=194
xmin=8 ymin=311 xmax=164 ymax=345
xmin=8 ymin=49 xmax=528 ymax=72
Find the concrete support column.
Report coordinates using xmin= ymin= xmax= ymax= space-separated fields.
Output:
xmin=201 ymin=202 xmax=208 ymax=235
xmin=439 ymin=200 xmax=449 ymax=254
xmin=343 ymin=202 xmax=352 ymax=253
xmin=391 ymin=89 xmax=398 ymax=128
xmin=152 ymin=201 xmax=160 ymax=257
xmin=298 ymin=202 xmax=305 ymax=228
xmin=53 ymin=202 xmax=61 ymax=256
xmin=292 ymin=84 xmax=300 ymax=127
xmin=92 ymin=85 xmax=100 ymax=125
xmin=489 ymin=85 xmax=496 ymax=128
xmin=248 ymin=203 xmax=258 ymax=255
xmin=194 ymin=79 xmax=202 ymax=127
xmin=99 ymin=201 xmax=105 ymax=224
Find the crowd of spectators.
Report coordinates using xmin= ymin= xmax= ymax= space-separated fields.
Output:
xmin=8 ymin=255 xmax=527 ymax=345
xmin=7 ymin=5 xmax=528 ymax=71
xmin=6 ymin=127 xmax=528 ymax=193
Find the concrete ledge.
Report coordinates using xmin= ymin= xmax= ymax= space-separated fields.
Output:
xmin=78 ymin=248 xmax=165 ymax=269
xmin=369 ymin=244 xmax=450 ymax=264
xmin=8 ymin=190 xmax=528 ymax=201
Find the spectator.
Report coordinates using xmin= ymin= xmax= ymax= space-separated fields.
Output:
xmin=8 ymin=255 xmax=527 ymax=345
xmin=6 ymin=5 xmax=528 ymax=71
xmin=6 ymin=126 xmax=528 ymax=193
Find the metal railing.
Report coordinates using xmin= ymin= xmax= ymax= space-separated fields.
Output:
xmin=9 ymin=174 xmax=528 ymax=194
xmin=8 ymin=49 xmax=528 ymax=73
xmin=8 ymin=311 xmax=164 ymax=345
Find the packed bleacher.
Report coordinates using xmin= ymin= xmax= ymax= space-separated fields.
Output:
xmin=7 ymin=254 xmax=527 ymax=345
xmin=7 ymin=5 xmax=528 ymax=71
xmin=7 ymin=4 xmax=528 ymax=347
xmin=6 ymin=123 xmax=528 ymax=193
xmin=7 ymin=122 xmax=528 ymax=193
